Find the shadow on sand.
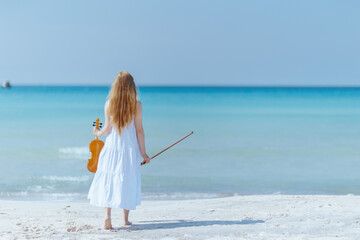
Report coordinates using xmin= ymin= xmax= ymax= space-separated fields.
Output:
xmin=113 ymin=219 xmax=265 ymax=231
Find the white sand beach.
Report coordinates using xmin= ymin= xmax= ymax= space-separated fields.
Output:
xmin=1 ymin=195 xmax=360 ymax=239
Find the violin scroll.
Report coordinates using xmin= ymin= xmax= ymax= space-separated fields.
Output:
xmin=92 ymin=118 xmax=103 ymax=129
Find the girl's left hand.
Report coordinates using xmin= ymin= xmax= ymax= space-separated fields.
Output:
xmin=93 ymin=127 xmax=100 ymax=137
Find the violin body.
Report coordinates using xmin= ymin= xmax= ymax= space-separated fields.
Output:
xmin=88 ymin=139 xmax=104 ymax=172
xmin=87 ymin=118 xmax=104 ymax=173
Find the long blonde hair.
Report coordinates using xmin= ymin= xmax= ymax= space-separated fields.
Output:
xmin=108 ymin=71 xmax=137 ymax=135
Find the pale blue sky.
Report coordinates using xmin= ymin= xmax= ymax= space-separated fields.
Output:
xmin=0 ymin=0 xmax=359 ymax=86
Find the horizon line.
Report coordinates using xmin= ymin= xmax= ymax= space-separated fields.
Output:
xmin=6 ymin=84 xmax=360 ymax=88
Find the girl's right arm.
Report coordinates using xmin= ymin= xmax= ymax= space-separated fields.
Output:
xmin=134 ymin=101 xmax=150 ymax=165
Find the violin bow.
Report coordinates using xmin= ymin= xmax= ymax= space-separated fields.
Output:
xmin=141 ymin=131 xmax=194 ymax=165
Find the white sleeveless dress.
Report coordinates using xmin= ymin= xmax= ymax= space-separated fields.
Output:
xmin=87 ymin=119 xmax=142 ymax=210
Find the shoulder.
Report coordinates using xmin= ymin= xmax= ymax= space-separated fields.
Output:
xmin=105 ymin=100 xmax=110 ymax=109
xmin=135 ymin=101 xmax=142 ymax=117
xmin=136 ymin=101 xmax=142 ymax=109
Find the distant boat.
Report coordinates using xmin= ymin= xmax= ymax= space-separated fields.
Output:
xmin=2 ymin=81 xmax=11 ymax=88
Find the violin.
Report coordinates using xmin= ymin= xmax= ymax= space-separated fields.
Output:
xmin=87 ymin=118 xmax=104 ymax=173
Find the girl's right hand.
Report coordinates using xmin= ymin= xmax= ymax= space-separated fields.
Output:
xmin=141 ymin=155 xmax=151 ymax=165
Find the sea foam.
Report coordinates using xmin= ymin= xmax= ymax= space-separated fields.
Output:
xmin=59 ymin=147 xmax=90 ymax=159
xmin=41 ymin=175 xmax=90 ymax=182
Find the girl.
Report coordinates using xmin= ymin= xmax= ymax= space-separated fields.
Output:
xmin=87 ymin=71 xmax=151 ymax=230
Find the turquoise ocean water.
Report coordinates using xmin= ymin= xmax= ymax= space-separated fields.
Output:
xmin=1 ymin=86 xmax=360 ymax=201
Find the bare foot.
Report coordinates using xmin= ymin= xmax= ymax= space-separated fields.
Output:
xmin=123 ymin=221 xmax=132 ymax=226
xmin=104 ymin=218 xmax=112 ymax=230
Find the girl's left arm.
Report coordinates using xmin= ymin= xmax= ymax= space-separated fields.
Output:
xmin=93 ymin=101 xmax=112 ymax=137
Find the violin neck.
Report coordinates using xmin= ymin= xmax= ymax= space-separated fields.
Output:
xmin=95 ymin=118 xmax=100 ymax=140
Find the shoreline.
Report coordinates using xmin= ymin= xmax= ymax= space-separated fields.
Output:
xmin=1 ymin=195 xmax=360 ymax=239
xmin=1 ymin=191 xmax=358 ymax=203
xmin=0 ymin=191 xmax=236 ymax=202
